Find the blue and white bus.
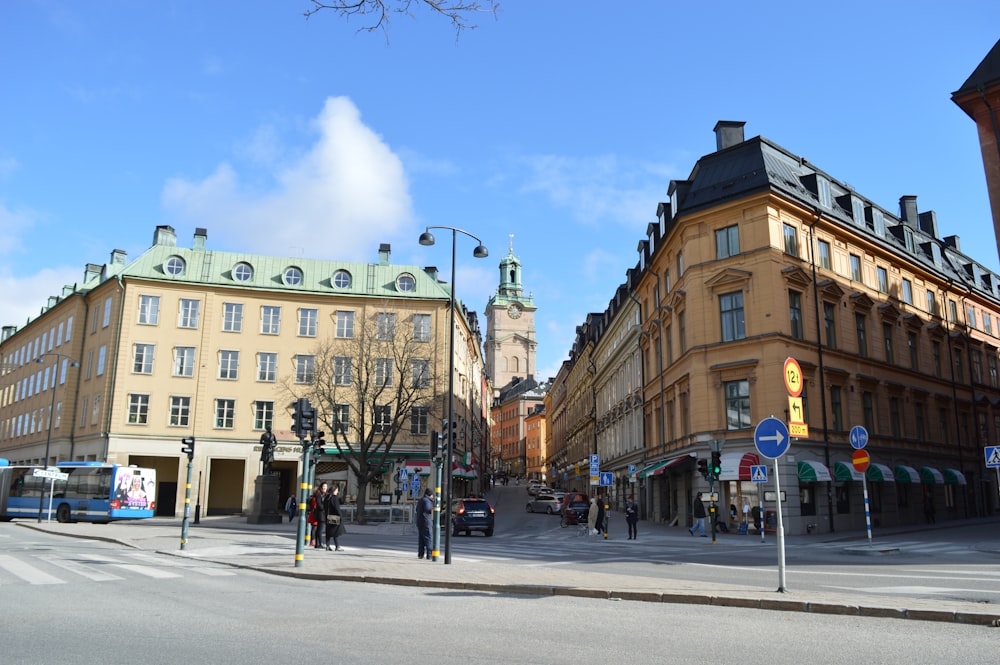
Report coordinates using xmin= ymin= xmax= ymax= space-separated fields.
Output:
xmin=0 ymin=460 xmax=156 ymax=523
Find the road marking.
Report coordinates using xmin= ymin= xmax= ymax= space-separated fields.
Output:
xmin=0 ymin=554 xmax=65 ymax=585
xmin=111 ymin=564 xmax=181 ymax=579
xmin=41 ymin=555 xmax=124 ymax=582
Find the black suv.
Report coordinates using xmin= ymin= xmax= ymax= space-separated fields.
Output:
xmin=447 ymin=497 xmax=495 ymax=537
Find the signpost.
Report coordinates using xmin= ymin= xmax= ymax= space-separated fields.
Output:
xmin=32 ymin=467 xmax=69 ymax=522
xmin=850 ymin=433 xmax=874 ymax=546
xmin=986 ymin=446 xmax=1000 ymax=507
xmin=754 ymin=415 xmax=791 ymax=592
xmin=589 ymin=454 xmax=600 ymax=487
xmin=750 ymin=464 xmax=767 ymax=543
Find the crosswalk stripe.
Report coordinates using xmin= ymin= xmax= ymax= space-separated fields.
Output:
xmin=0 ymin=554 xmax=65 ymax=585
xmin=111 ymin=564 xmax=181 ymax=579
xmin=40 ymin=555 xmax=124 ymax=582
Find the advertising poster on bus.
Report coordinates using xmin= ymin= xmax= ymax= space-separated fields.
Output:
xmin=112 ymin=467 xmax=157 ymax=512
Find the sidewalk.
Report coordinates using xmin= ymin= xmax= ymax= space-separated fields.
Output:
xmin=18 ymin=510 xmax=1000 ymax=627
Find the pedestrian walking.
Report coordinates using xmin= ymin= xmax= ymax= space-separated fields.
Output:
xmin=587 ymin=497 xmax=599 ymax=535
xmin=309 ymin=482 xmax=329 ymax=549
xmin=324 ymin=485 xmax=344 ymax=551
xmin=416 ymin=488 xmax=434 ymax=560
xmin=689 ymin=492 xmax=707 ymax=537
xmin=624 ymin=495 xmax=638 ymax=540
xmin=284 ymin=494 xmax=297 ymax=522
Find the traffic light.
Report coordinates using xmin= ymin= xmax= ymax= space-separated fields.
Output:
xmin=697 ymin=458 xmax=708 ymax=478
xmin=310 ymin=444 xmax=322 ymax=466
xmin=292 ymin=397 xmax=315 ymax=436
xmin=710 ymin=451 xmax=722 ymax=478
xmin=430 ymin=430 xmax=439 ymax=458
xmin=181 ymin=437 xmax=195 ymax=461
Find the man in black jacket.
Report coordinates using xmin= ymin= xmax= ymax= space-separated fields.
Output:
xmin=416 ymin=488 xmax=434 ymax=560
xmin=689 ymin=492 xmax=707 ymax=537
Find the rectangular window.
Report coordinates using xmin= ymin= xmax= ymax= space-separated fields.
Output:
xmin=133 ymin=343 xmax=155 ymax=374
xmin=254 ymin=401 xmax=274 ymax=431
xmin=410 ymin=406 xmax=429 ymax=435
xmin=954 ymin=347 xmax=964 ymax=383
xmin=223 ymin=303 xmax=243 ymax=332
xmin=902 ymin=279 xmax=913 ymax=304
xmin=296 ymin=355 xmax=315 ymax=384
xmin=926 ymin=290 xmax=937 ymax=315
xmin=720 ymin=292 xmax=746 ymax=342
xmin=789 ymin=290 xmax=803 ymax=340
xmin=877 ymin=267 xmax=888 ymax=294
xmin=214 ymin=398 xmax=235 ymax=429
xmin=817 ymin=240 xmax=831 ymax=269
xmin=862 ymin=391 xmax=875 ymax=434
xmin=664 ymin=324 xmax=673 ymax=365
xmin=915 ymin=402 xmax=926 ymax=441
xmin=413 ymin=314 xmax=431 ymax=342
xmin=966 ymin=306 xmax=977 ymax=330
xmin=908 ymin=332 xmax=919 ymax=370
xmin=972 ymin=349 xmax=983 ymax=384
xmin=872 ymin=208 xmax=885 ymax=236
xmin=219 ymin=350 xmax=240 ymax=380
xmin=375 ymin=358 xmax=394 ymax=387
xmin=334 ymin=356 xmax=353 ymax=385
xmin=169 ymin=396 xmax=191 ymax=427
xmin=411 ymin=359 xmax=430 ymax=388
xmin=817 ymin=178 xmax=831 ymax=208
xmin=138 ymin=295 xmax=160 ymax=325
xmin=715 ymin=225 xmax=740 ymax=259
xmin=724 ymin=380 xmax=751 ymax=430
xmin=948 ymin=299 xmax=958 ymax=322
xmin=376 ymin=313 xmax=396 ymax=340
xmin=258 ymin=352 xmax=278 ymax=382
xmin=178 ymin=299 xmax=200 ymax=328
xmin=174 ymin=346 xmax=196 ymax=377
xmin=823 ymin=302 xmax=837 ymax=349
xmin=127 ymin=394 xmax=150 ymax=425
xmin=889 ymin=397 xmax=901 ymax=438
xmin=679 ymin=311 xmax=686 ymax=354
xmin=336 ymin=311 xmax=355 ymax=339
xmin=298 ymin=308 xmax=318 ymax=337
xmin=830 ymin=386 xmax=843 ymax=431
xmin=333 ymin=404 xmax=350 ymax=435
xmin=97 ymin=345 xmax=107 ymax=376
xmin=102 ymin=297 xmax=112 ymax=328
xmin=883 ymin=323 xmax=894 ymax=364
xmin=783 ymin=223 xmax=799 ymax=257
xmin=91 ymin=393 xmax=101 ymax=426
xmin=985 ymin=313 xmax=993 ymax=336
xmin=990 ymin=354 xmax=998 ymax=388
xmin=677 ymin=251 xmax=684 ymax=278
xmin=855 ymin=313 xmax=868 ymax=358
xmin=850 ymin=254 xmax=862 ymax=282
xmin=932 ymin=341 xmax=942 ymax=378
xmin=374 ymin=405 xmax=392 ymax=433
xmin=261 ymin=306 xmax=281 ymax=335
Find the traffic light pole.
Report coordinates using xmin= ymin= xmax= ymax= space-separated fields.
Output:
xmin=291 ymin=397 xmax=316 ymax=568
xmin=180 ymin=454 xmax=194 ymax=550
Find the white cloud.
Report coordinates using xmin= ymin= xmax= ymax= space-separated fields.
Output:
xmin=0 ymin=266 xmax=83 ymax=329
xmin=0 ymin=201 xmax=39 ymax=255
xmin=162 ymin=96 xmax=415 ymax=261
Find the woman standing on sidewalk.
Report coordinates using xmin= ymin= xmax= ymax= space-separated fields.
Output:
xmin=309 ymin=482 xmax=329 ymax=548
xmin=324 ymin=485 xmax=344 ymax=551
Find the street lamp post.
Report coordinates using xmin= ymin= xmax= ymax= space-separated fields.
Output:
xmin=35 ymin=352 xmax=79 ymax=522
xmin=419 ymin=225 xmax=488 ymax=565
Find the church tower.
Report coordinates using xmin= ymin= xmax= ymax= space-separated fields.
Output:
xmin=484 ymin=236 xmax=536 ymax=392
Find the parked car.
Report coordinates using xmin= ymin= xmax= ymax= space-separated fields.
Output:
xmin=561 ymin=492 xmax=590 ymax=523
xmin=526 ymin=492 xmax=564 ymax=515
xmin=526 ymin=480 xmax=543 ymax=495
xmin=446 ymin=497 xmax=495 ymax=536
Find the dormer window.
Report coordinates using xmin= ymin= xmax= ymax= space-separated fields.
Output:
xmin=233 ymin=262 xmax=253 ymax=282
xmin=396 ymin=273 xmax=416 ymax=292
xmin=165 ymin=256 xmax=185 ymax=276
xmin=817 ymin=177 xmax=831 ymax=208
xmin=333 ymin=270 xmax=352 ymax=289
xmin=283 ymin=267 xmax=303 ymax=286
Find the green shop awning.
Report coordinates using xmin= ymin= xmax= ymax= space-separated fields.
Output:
xmin=920 ymin=466 xmax=944 ymax=485
xmin=894 ymin=465 xmax=920 ymax=484
xmin=943 ymin=468 xmax=967 ymax=485
xmin=866 ymin=463 xmax=895 ymax=483
xmin=833 ymin=461 xmax=864 ymax=481
xmin=638 ymin=454 xmax=692 ymax=479
xmin=797 ymin=460 xmax=831 ymax=482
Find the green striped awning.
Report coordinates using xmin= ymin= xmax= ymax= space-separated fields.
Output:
xmin=943 ymin=468 xmax=967 ymax=485
xmin=866 ymin=463 xmax=895 ymax=483
xmin=894 ymin=465 xmax=920 ymax=483
xmin=833 ymin=461 xmax=864 ymax=481
xmin=920 ymin=466 xmax=944 ymax=484
xmin=797 ymin=460 xmax=831 ymax=482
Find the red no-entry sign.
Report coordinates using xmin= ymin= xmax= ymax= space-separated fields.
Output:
xmin=852 ymin=449 xmax=870 ymax=473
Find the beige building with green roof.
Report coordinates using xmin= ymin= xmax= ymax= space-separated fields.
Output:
xmin=0 ymin=226 xmax=489 ymax=517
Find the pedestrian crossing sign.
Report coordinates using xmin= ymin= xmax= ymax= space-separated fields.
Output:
xmin=986 ymin=446 xmax=1000 ymax=468
xmin=750 ymin=465 xmax=767 ymax=483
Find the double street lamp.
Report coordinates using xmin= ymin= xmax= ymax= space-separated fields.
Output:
xmin=419 ymin=226 xmax=488 ymax=564
xmin=35 ymin=351 xmax=80 ymax=522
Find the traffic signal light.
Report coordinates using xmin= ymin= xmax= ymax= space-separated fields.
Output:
xmin=181 ymin=437 xmax=195 ymax=461
xmin=697 ymin=458 xmax=708 ymax=478
xmin=430 ymin=430 xmax=439 ymax=458
xmin=710 ymin=451 xmax=722 ymax=478
xmin=292 ymin=397 xmax=315 ymax=436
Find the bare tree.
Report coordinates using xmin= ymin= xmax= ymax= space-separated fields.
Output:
xmin=304 ymin=0 xmax=499 ymax=37
xmin=288 ymin=306 xmax=436 ymax=522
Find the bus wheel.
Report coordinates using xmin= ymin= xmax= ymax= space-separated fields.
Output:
xmin=56 ymin=504 xmax=71 ymax=523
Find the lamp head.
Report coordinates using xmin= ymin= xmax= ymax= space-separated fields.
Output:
xmin=473 ymin=244 xmax=489 ymax=259
xmin=418 ymin=231 xmax=435 ymax=246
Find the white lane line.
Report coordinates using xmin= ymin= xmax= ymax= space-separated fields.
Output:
xmin=0 ymin=554 xmax=65 ymax=585
xmin=40 ymin=555 xmax=124 ymax=582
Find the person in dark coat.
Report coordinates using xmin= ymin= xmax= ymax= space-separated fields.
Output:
xmin=324 ymin=485 xmax=344 ymax=551
xmin=624 ymin=495 xmax=639 ymax=540
xmin=310 ymin=482 xmax=329 ymax=549
xmin=689 ymin=492 xmax=707 ymax=537
xmin=416 ymin=488 xmax=434 ymax=560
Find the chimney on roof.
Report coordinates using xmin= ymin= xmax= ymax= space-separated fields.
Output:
xmin=193 ymin=228 xmax=208 ymax=251
xmin=153 ymin=225 xmax=177 ymax=247
xmin=1 ymin=325 xmax=15 ymax=342
xmin=943 ymin=235 xmax=961 ymax=252
xmin=423 ymin=266 xmax=439 ymax=281
xmin=899 ymin=196 xmax=919 ymax=228
xmin=110 ymin=249 xmax=127 ymax=265
xmin=378 ymin=243 xmax=391 ymax=265
xmin=84 ymin=263 xmax=102 ymax=282
xmin=918 ymin=210 xmax=938 ymax=238
xmin=714 ymin=120 xmax=746 ymax=151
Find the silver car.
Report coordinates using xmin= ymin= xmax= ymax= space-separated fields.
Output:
xmin=526 ymin=492 xmax=564 ymax=514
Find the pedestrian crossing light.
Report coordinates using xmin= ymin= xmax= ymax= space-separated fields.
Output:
xmin=710 ymin=451 xmax=722 ymax=478
xmin=181 ymin=437 xmax=195 ymax=461
xmin=697 ymin=458 xmax=709 ymax=478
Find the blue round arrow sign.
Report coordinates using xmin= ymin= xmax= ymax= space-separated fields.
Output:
xmin=754 ymin=416 xmax=791 ymax=459
xmin=849 ymin=425 xmax=869 ymax=450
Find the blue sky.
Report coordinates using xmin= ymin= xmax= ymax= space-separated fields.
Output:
xmin=2 ymin=1 xmax=998 ymax=382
